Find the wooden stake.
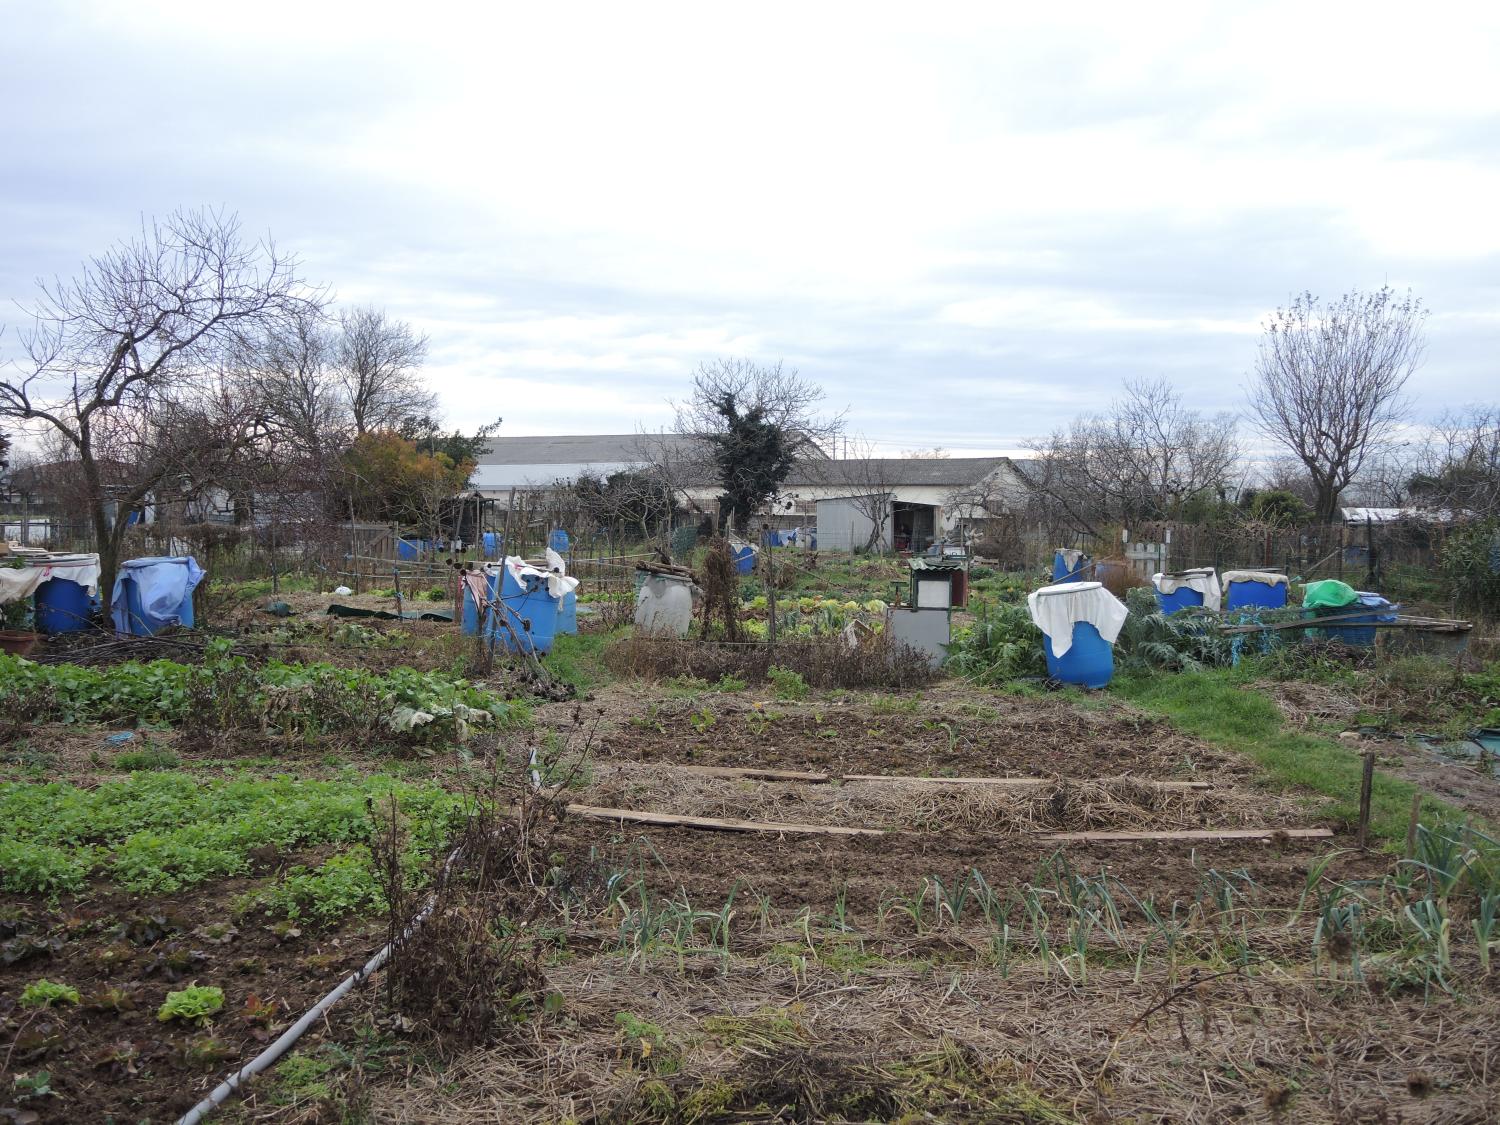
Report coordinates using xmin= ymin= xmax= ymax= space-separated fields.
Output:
xmin=564 ymin=803 xmax=884 ymax=837
xmin=1405 ymin=790 xmax=1423 ymax=857
xmin=1357 ymin=749 xmax=1376 ymax=850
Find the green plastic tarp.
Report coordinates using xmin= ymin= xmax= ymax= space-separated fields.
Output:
xmin=1302 ymin=579 xmax=1360 ymax=610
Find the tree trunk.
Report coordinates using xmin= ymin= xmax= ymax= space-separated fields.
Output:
xmin=79 ymin=447 xmax=121 ymax=618
xmin=1314 ymin=481 xmax=1342 ymax=526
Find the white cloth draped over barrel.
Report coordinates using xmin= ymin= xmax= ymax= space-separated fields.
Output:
xmin=1056 ymin=548 xmax=1086 ymax=569
xmin=0 ymin=553 xmax=102 ymax=604
xmin=0 ymin=567 xmax=47 ymax=605
xmin=1026 ymin=580 xmax=1129 ymax=657
xmin=503 ymin=555 xmax=578 ymax=601
xmin=1220 ymin=570 xmax=1288 ymax=588
xmin=1151 ymin=567 xmax=1221 ymax=611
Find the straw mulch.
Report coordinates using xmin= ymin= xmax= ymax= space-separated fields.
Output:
xmin=574 ymin=763 xmax=1299 ymax=834
xmin=365 ymin=953 xmax=1499 ymax=1123
xmin=1253 ymin=678 xmax=1364 ymax=731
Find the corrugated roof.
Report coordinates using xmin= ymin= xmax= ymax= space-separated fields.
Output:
xmin=787 ymin=456 xmax=1022 ymax=488
xmin=476 ymin=433 xmax=705 ymax=466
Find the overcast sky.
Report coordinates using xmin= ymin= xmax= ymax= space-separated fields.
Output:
xmin=2 ymin=1 xmax=1496 ymax=455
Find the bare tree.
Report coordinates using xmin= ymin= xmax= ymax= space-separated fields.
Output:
xmin=1405 ymin=406 xmax=1500 ymax=517
xmin=254 ymin=306 xmax=349 ymax=457
xmin=336 ymin=306 xmax=434 ymax=434
xmin=1250 ymin=287 xmax=1426 ymax=524
xmin=1026 ymin=378 xmax=1240 ymax=534
xmin=672 ymin=358 xmax=843 ymax=532
xmin=0 ymin=208 xmax=323 ymax=607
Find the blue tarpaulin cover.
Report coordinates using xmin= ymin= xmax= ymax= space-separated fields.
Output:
xmin=110 ymin=556 xmax=205 ymax=636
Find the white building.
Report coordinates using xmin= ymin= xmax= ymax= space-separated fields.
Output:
xmin=805 ymin=457 xmax=1033 ymax=551
xmin=469 ymin=435 xmax=1034 ymax=545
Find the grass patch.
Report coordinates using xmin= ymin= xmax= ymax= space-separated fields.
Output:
xmin=1113 ymin=670 xmax=1461 ymax=844
xmin=545 ymin=629 xmax=620 ymax=694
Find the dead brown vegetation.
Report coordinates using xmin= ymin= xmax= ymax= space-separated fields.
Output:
xmin=602 ymin=633 xmax=937 ymax=691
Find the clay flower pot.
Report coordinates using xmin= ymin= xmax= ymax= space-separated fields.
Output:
xmin=0 ymin=630 xmax=41 ymax=657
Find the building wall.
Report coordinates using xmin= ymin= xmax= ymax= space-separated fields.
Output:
xmin=815 ymin=497 xmax=886 ymax=551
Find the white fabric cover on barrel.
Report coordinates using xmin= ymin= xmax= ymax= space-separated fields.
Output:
xmin=0 ymin=567 xmax=47 ymax=605
xmin=1151 ymin=567 xmax=1221 ymax=611
xmin=1027 ymin=580 xmax=1129 ymax=657
xmin=1056 ymin=548 xmax=1085 ymax=568
xmin=1221 ymin=570 xmax=1288 ymax=588
xmin=24 ymin=553 xmax=102 ymax=596
xmin=503 ymin=555 xmax=578 ymax=601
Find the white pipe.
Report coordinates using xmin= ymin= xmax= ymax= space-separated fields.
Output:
xmin=175 ymin=844 xmax=464 ymax=1125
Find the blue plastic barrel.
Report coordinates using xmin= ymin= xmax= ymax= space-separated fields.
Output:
xmin=496 ymin=575 xmax=559 ymax=654
xmin=734 ymin=545 xmax=756 ymax=575
xmin=1320 ymin=592 xmax=1395 ymax=647
xmin=32 ymin=554 xmax=99 ymax=634
xmin=1044 ymin=622 xmax=1114 ymax=688
xmin=113 ymin=557 xmax=199 ymax=636
xmin=1034 ymin=583 xmax=1116 ymax=687
xmin=557 ymin=590 xmax=578 ymax=635
xmin=460 ymin=567 xmax=500 ymax=635
xmin=482 ymin=532 xmax=500 ymax=558
xmin=1153 ymin=584 xmax=1205 ymax=615
xmin=35 ymin=577 xmax=92 ymax=633
xmin=549 ymin=529 xmax=571 ymax=554
xmin=1052 ymin=550 xmax=1089 ymax=582
xmin=397 ymin=539 xmax=418 ymax=561
xmin=1224 ymin=573 xmax=1288 ymax=611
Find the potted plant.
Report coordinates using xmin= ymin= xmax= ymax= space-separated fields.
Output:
xmin=0 ymin=581 xmax=40 ymax=657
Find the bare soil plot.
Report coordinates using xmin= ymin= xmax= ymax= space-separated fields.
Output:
xmin=4 ymin=677 xmax=1493 ymax=1124
xmin=0 ymin=875 xmax=380 ymax=1124
xmin=593 ymin=688 xmax=1263 ymax=784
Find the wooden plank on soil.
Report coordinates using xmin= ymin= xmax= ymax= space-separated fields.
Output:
xmin=564 ymin=803 xmax=885 ymax=837
xmin=842 ymin=775 xmax=1212 ymax=790
xmin=1042 ymin=827 xmax=1334 ymax=843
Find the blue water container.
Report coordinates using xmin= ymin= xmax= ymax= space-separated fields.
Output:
xmin=460 ymin=567 xmax=500 ymax=635
xmin=1044 ymin=622 xmax=1114 ymax=688
xmin=557 ymin=591 xmax=578 ymax=635
xmin=32 ymin=554 xmax=99 ymax=633
xmin=1153 ymin=569 xmax=1215 ymax=616
xmin=397 ymin=539 xmax=419 ymax=561
xmin=482 ymin=532 xmax=500 ymax=558
xmin=1321 ymin=592 xmax=1395 ymax=647
xmin=35 ymin=577 xmax=92 ymax=633
xmin=495 ymin=566 xmax=559 ymax=654
xmin=1052 ymin=550 xmax=1089 ymax=582
xmin=1044 ymin=627 xmax=1116 ymax=687
xmin=1153 ymin=584 xmax=1204 ymax=615
xmin=549 ymin=529 xmax=570 ymax=554
xmin=734 ymin=545 xmax=756 ymax=575
xmin=1224 ymin=573 xmax=1288 ymax=612
xmin=113 ymin=557 xmax=199 ymax=636
xmin=1033 ymin=582 xmax=1117 ymax=688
